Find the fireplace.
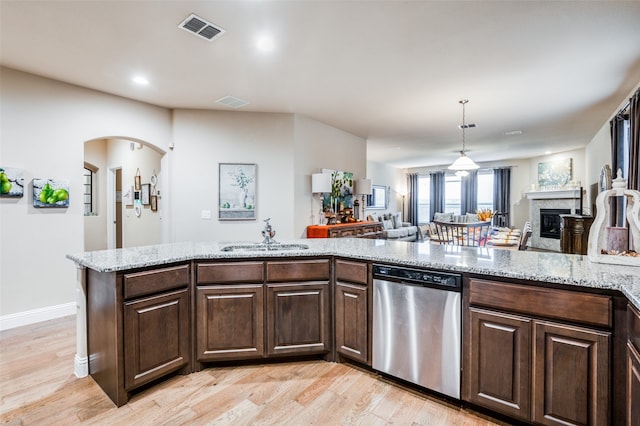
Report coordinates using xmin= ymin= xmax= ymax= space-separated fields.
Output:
xmin=539 ymin=209 xmax=571 ymax=239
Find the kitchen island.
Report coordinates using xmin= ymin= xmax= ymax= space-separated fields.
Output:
xmin=68 ymin=238 xmax=640 ymax=424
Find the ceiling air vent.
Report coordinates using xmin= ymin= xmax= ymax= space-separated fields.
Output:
xmin=178 ymin=13 xmax=225 ymax=41
xmin=216 ymin=96 xmax=250 ymax=109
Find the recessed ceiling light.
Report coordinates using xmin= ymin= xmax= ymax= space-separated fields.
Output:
xmin=505 ymin=130 xmax=522 ymax=136
xmin=545 ymin=150 xmax=552 ymax=155
xmin=132 ymin=75 xmax=149 ymax=86
xmin=256 ymin=35 xmax=275 ymax=52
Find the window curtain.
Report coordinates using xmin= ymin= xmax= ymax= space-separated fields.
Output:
xmin=460 ymin=170 xmax=478 ymax=214
xmin=406 ymin=173 xmax=419 ymax=225
xmin=493 ymin=167 xmax=511 ymax=216
xmin=630 ymin=88 xmax=640 ymax=191
xmin=610 ymin=112 xmax=628 ymax=226
xmin=429 ymin=171 xmax=445 ymax=221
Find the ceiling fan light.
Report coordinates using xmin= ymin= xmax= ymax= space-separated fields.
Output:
xmin=448 ymin=153 xmax=479 ymax=170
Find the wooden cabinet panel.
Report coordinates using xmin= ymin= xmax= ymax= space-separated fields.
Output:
xmin=469 ymin=278 xmax=612 ymax=328
xmin=628 ymin=342 xmax=640 ymax=426
xmin=123 ymin=288 xmax=190 ymax=391
xmin=532 ymin=321 xmax=610 ymax=426
xmin=335 ymin=281 xmax=368 ymax=364
xmin=266 ymin=281 xmax=330 ymax=356
xmin=465 ymin=308 xmax=531 ymax=422
xmin=197 ymin=261 xmax=264 ymax=284
xmin=123 ymin=264 xmax=189 ymax=299
xmin=335 ymin=259 xmax=368 ymax=285
xmin=196 ymin=285 xmax=264 ymax=361
xmin=628 ymin=303 xmax=640 ymax=354
xmin=266 ymin=259 xmax=330 ymax=282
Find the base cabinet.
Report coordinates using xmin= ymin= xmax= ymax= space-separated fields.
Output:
xmin=464 ymin=278 xmax=612 ymax=425
xmin=467 ymin=308 xmax=531 ymax=422
xmin=124 ymin=288 xmax=190 ymax=390
xmin=532 ymin=321 xmax=610 ymax=426
xmin=266 ymin=281 xmax=330 ymax=356
xmin=196 ymin=285 xmax=264 ymax=361
xmin=628 ymin=303 xmax=640 ymax=424
xmin=334 ymin=259 xmax=370 ymax=365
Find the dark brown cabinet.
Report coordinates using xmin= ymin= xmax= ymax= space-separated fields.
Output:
xmin=195 ymin=262 xmax=264 ymax=363
xmin=466 ymin=307 xmax=531 ymax=421
xmin=628 ymin=303 xmax=640 ymax=425
xmin=464 ymin=278 xmax=612 ymax=425
xmin=334 ymin=259 xmax=369 ymax=365
xmin=532 ymin=321 xmax=610 ymax=425
xmin=124 ymin=288 xmax=190 ymax=390
xmin=266 ymin=259 xmax=331 ymax=357
xmin=87 ymin=263 xmax=191 ymax=407
xmin=196 ymin=284 xmax=264 ymax=362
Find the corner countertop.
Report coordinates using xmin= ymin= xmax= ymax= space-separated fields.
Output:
xmin=67 ymin=238 xmax=640 ymax=310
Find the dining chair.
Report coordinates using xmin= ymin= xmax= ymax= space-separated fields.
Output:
xmin=433 ymin=220 xmax=492 ymax=247
xmin=519 ymin=222 xmax=532 ymax=250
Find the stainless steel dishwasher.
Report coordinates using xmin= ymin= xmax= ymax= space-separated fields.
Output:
xmin=372 ymin=263 xmax=461 ymax=399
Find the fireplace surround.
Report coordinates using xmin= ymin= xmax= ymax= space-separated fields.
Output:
xmin=540 ymin=208 xmax=571 ymax=239
xmin=526 ymin=189 xmax=582 ymax=251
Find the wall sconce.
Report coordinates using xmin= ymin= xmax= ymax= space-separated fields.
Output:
xmin=355 ymin=178 xmax=372 ymax=220
xmin=311 ymin=173 xmax=331 ymax=225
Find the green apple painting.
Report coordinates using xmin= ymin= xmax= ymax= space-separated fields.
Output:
xmin=0 ymin=166 xmax=25 ymax=197
xmin=33 ymin=178 xmax=70 ymax=208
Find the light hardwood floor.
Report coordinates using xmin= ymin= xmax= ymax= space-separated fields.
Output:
xmin=1 ymin=316 xmax=505 ymax=425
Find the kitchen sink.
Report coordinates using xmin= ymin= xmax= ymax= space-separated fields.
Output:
xmin=220 ymin=243 xmax=309 ymax=252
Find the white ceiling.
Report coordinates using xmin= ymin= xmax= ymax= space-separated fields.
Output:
xmin=2 ymin=0 xmax=640 ymax=169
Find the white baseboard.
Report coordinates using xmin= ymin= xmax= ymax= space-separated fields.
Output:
xmin=0 ymin=302 xmax=76 ymax=331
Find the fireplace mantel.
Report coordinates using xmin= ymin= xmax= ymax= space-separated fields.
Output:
xmin=525 ymin=189 xmax=581 ymax=200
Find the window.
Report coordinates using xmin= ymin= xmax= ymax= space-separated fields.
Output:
xmin=418 ymin=175 xmax=430 ymax=224
xmin=444 ymin=174 xmax=462 ymax=215
xmin=83 ymin=165 xmax=96 ymax=216
xmin=477 ymin=171 xmax=494 ymax=212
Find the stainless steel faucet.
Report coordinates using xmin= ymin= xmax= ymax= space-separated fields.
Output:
xmin=261 ymin=218 xmax=277 ymax=244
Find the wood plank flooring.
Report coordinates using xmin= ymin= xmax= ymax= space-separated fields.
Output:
xmin=1 ymin=316 xmax=505 ymax=425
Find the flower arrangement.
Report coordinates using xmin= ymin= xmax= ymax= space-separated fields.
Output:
xmin=476 ymin=208 xmax=494 ymax=221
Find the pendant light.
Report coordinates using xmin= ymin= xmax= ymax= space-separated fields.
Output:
xmin=448 ymin=99 xmax=479 ymax=171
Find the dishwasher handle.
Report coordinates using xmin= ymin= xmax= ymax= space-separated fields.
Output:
xmin=372 ymin=264 xmax=461 ymax=290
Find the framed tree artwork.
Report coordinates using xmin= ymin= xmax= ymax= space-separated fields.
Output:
xmin=219 ymin=163 xmax=256 ymax=220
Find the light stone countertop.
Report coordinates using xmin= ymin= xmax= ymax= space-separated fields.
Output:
xmin=67 ymin=238 xmax=640 ymax=310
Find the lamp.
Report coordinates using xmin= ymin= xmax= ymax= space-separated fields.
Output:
xmin=448 ymin=99 xmax=479 ymax=172
xmin=311 ymin=173 xmax=331 ymax=225
xmin=355 ymin=178 xmax=372 ymax=220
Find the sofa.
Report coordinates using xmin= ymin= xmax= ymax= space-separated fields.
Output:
xmin=368 ymin=212 xmax=421 ymax=242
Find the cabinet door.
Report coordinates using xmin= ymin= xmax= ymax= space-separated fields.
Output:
xmin=123 ymin=288 xmax=190 ymax=390
xmin=335 ymin=281 xmax=368 ymax=364
xmin=533 ymin=321 xmax=610 ymax=426
xmin=465 ymin=308 xmax=531 ymax=422
xmin=196 ymin=284 xmax=264 ymax=361
xmin=628 ymin=343 xmax=640 ymax=426
xmin=266 ymin=281 xmax=330 ymax=356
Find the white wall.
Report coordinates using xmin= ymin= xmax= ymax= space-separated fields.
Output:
xmin=294 ymin=115 xmax=367 ymax=236
xmin=366 ymin=160 xmax=405 ymax=218
xmin=83 ymin=139 xmax=108 ymax=251
xmin=0 ymin=67 xmax=172 ymax=318
xmin=170 ymin=109 xmax=296 ymax=242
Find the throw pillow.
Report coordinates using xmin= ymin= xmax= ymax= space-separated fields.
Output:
xmin=392 ymin=212 xmax=402 ymax=229
xmin=434 ymin=212 xmax=453 ymax=222
xmin=382 ymin=219 xmax=394 ymax=230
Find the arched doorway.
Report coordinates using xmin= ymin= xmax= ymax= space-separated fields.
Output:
xmin=84 ymin=137 xmax=166 ymax=250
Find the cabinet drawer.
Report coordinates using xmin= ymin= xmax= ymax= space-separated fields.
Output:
xmin=335 ymin=259 xmax=368 ymax=285
xmin=197 ymin=262 xmax=264 ymax=284
xmin=124 ymin=264 xmax=190 ymax=299
xmin=468 ymin=278 xmax=612 ymax=328
xmin=629 ymin=303 xmax=640 ymax=353
xmin=266 ymin=259 xmax=330 ymax=282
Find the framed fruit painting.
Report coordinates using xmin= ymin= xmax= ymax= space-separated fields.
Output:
xmin=0 ymin=166 xmax=25 ymax=197
xmin=33 ymin=178 xmax=70 ymax=208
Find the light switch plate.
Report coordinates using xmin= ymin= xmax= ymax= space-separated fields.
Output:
xmin=201 ymin=210 xmax=212 ymax=220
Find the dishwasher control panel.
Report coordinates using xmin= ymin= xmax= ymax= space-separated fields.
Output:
xmin=372 ymin=264 xmax=461 ymax=290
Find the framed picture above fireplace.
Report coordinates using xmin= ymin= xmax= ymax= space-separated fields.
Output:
xmin=538 ymin=158 xmax=572 ymax=188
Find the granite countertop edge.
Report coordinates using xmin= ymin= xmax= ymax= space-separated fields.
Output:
xmin=67 ymin=239 xmax=640 ymax=310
